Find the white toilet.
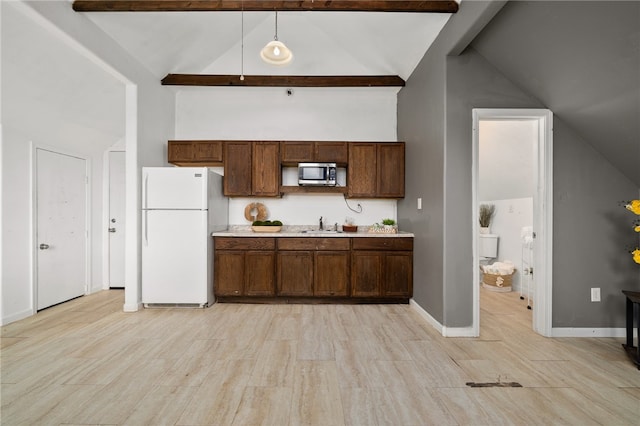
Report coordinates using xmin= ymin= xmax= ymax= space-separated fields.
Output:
xmin=479 ymin=233 xmax=499 ymax=269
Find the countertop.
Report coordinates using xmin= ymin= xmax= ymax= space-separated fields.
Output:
xmin=212 ymin=226 xmax=413 ymax=238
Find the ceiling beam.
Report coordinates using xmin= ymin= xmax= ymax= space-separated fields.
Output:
xmin=161 ymin=74 xmax=406 ymax=87
xmin=73 ymin=1 xmax=458 ymax=13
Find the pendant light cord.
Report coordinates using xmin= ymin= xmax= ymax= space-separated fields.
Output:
xmin=274 ymin=10 xmax=279 ymax=41
xmin=240 ymin=0 xmax=245 ymax=80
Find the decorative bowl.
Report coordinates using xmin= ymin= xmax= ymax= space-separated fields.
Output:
xmin=251 ymin=226 xmax=282 ymax=233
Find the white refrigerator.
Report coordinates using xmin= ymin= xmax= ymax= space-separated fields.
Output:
xmin=142 ymin=167 xmax=228 ymax=307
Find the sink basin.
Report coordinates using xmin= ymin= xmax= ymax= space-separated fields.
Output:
xmin=301 ymin=230 xmax=343 ymax=234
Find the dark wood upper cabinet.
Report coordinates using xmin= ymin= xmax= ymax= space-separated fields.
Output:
xmin=315 ymin=142 xmax=348 ymax=165
xmin=168 ymin=140 xmax=223 ymax=166
xmin=280 ymin=142 xmax=315 ymax=164
xmin=252 ymin=142 xmax=280 ymax=197
xmin=223 ymin=141 xmax=280 ymax=197
xmin=377 ymin=143 xmax=405 ymax=198
xmin=347 ymin=143 xmax=377 ymax=197
xmin=280 ymin=141 xmax=348 ymax=166
xmin=347 ymin=142 xmax=404 ymax=198
xmin=223 ymin=141 xmax=253 ymax=196
xmin=169 ymin=140 xmax=403 ymax=198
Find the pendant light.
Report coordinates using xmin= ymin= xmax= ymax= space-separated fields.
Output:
xmin=260 ymin=11 xmax=293 ymax=66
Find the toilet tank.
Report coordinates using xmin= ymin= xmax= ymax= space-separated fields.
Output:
xmin=479 ymin=234 xmax=499 ymax=258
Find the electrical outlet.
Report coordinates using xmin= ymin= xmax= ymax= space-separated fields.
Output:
xmin=591 ymin=287 xmax=601 ymax=302
xmin=417 ymin=198 xmax=422 ymax=210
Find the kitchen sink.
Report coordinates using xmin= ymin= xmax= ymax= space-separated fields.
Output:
xmin=301 ymin=230 xmax=343 ymax=234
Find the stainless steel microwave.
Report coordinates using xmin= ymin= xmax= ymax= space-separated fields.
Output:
xmin=298 ymin=163 xmax=337 ymax=186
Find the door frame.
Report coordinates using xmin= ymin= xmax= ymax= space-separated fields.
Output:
xmin=32 ymin=144 xmax=91 ymax=311
xmin=472 ymin=109 xmax=553 ymax=337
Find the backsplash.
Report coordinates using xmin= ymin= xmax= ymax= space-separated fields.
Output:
xmin=228 ymin=194 xmax=397 ymax=228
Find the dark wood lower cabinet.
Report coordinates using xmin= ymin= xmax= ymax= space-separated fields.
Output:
xmin=277 ymin=251 xmax=314 ymax=296
xmin=245 ymin=252 xmax=276 ymax=296
xmin=351 ymin=252 xmax=382 ymax=297
xmin=214 ymin=237 xmax=276 ymax=297
xmin=314 ymin=251 xmax=350 ymax=297
xmin=214 ymin=236 xmax=411 ymax=302
xmin=383 ymin=253 xmax=413 ymax=297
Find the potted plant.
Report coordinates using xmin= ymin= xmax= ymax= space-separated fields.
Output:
xmin=479 ymin=204 xmax=495 ymax=234
xmin=369 ymin=218 xmax=397 ymax=234
xmin=251 ymin=219 xmax=283 ymax=233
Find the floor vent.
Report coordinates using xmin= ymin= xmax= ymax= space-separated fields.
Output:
xmin=466 ymin=382 xmax=523 ymax=388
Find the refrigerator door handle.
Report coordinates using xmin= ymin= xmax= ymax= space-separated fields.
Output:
xmin=143 ymin=172 xmax=149 ymax=210
xmin=143 ymin=210 xmax=148 ymax=246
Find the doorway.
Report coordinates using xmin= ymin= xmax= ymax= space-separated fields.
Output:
xmin=35 ymin=148 xmax=88 ymax=310
xmin=472 ymin=109 xmax=553 ymax=337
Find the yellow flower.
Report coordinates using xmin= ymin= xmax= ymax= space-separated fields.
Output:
xmin=635 ymin=225 xmax=640 ymax=233
xmin=634 ymin=248 xmax=640 ymax=265
xmin=626 ymin=199 xmax=640 ymax=215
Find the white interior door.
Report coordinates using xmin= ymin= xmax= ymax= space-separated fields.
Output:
xmin=108 ymin=151 xmax=126 ymax=288
xmin=36 ymin=148 xmax=88 ymax=310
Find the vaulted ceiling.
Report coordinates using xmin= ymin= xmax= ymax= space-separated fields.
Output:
xmin=471 ymin=1 xmax=640 ymax=187
xmin=77 ymin=5 xmax=454 ymax=82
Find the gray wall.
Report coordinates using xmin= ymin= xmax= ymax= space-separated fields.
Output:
xmin=399 ymin=0 xmax=640 ymax=329
xmin=553 ymin=119 xmax=639 ymax=327
xmin=397 ymin=1 xmax=506 ymax=324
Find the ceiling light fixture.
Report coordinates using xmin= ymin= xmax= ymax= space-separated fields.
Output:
xmin=260 ymin=11 xmax=293 ymax=66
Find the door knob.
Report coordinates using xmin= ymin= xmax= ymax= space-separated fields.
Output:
xmin=39 ymin=243 xmax=50 ymax=250
xmin=109 ymin=228 xmax=116 ymax=233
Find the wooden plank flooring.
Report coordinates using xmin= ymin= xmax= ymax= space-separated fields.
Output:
xmin=1 ymin=289 xmax=639 ymax=425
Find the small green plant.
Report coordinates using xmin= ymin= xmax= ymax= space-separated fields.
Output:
xmin=382 ymin=218 xmax=396 ymax=226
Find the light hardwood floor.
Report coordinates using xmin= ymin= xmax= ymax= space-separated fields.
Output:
xmin=1 ymin=289 xmax=639 ymax=425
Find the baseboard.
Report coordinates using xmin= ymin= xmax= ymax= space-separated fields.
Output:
xmin=2 ymin=308 xmax=34 ymax=326
xmin=409 ymin=299 xmax=480 ymax=337
xmin=409 ymin=299 xmax=443 ymax=334
xmin=123 ymin=302 xmax=142 ymax=312
xmin=442 ymin=326 xmax=478 ymax=337
xmin=551 ymin=327 xmax=626 ymax=338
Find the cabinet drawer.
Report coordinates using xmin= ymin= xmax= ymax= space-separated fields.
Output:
xmin=215 ymin=237 xmax=276 ymax=250
xmin=278 ymin=238 xmax=350 ymax=251
xmin=351 ymin=237 xmax=413 ymax=251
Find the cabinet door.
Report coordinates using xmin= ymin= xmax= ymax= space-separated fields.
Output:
xmin=195 ymin=141 xmax=223 ymax=163
xmin=281 ymin=142 xmax=314 ymax=164
xmin=277 ymin=251 xmax=314 ymax=296
xmin=168 ymin=141 xmax=195 ymax=163
xmin=382 ymin=252 xmax=412 ymax=297
xmin=377 ymin=143 xmax=405 ymax=198
xmin=347 ymin=143 xmax=377 ymax=198
xmin=252 ymin=142 xmax=280 ymax=196
xmin=224 ymin=142 xmax=253 ymax=196
xmin=315 ymin=142 xmax=348 ymax=165
xmin=351 ymin=251 xmax=382 ymax=297
xmin=314 ymin=251 xmax=349 ymax=297
xmin=245 ymin=251 xmax=275 ymax=296
xmin=214 ymin=251 xmax=244 ymax=296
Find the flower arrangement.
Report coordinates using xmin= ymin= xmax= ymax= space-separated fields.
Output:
xmin=623 ymin=200 xmax=640 ymax=264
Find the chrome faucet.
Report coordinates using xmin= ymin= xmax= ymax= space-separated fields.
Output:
xmin=319 ymin=216 xmax=324 ymax=230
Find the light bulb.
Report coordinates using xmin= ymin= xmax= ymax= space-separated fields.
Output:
xmin=273 ymin=46 xmax=280 ymax=56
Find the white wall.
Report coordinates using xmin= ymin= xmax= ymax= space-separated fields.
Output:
xmin=1 ymin=1 xmax=175 ymax=324
xmin=478 ymin=120 xmax=536 ymax=201
xmin=176 ymin=87 xmax=400 ymax=227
